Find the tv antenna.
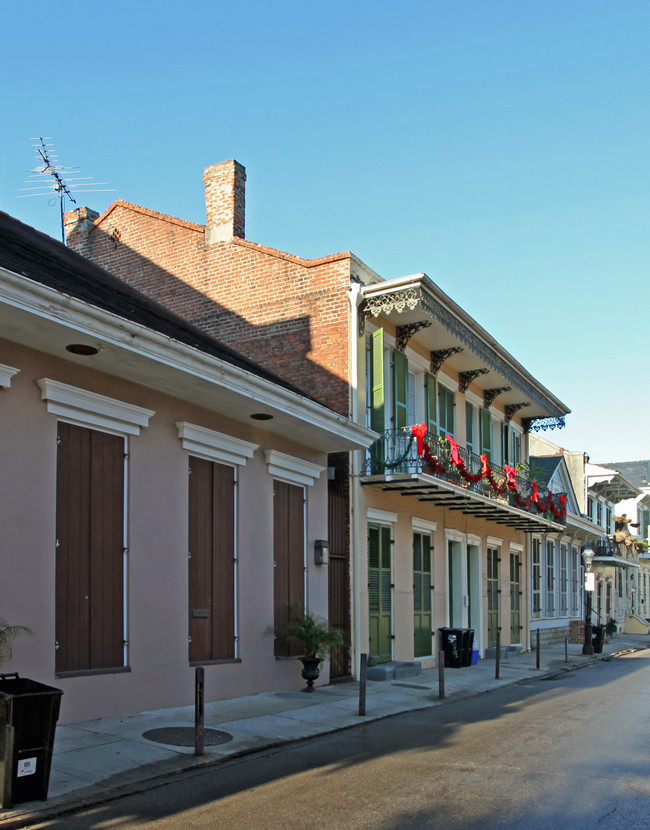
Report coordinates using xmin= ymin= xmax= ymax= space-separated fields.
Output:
xmin=18 ymin=137 xmax=115 ymax=244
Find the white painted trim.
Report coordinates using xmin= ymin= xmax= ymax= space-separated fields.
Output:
xmin=36 ymin=378 xmax=154 ymax=436
xmin=445 ymin=528 xmax=466 ymax=543
xmin=264 ymin=449 xmax=324 ymax=488
xmin=510 ymin=542 xmax=525 ymax=553
xmin=0 ymin=266 xmax=375 ymax=453
xmin=176 ymin=421 xmax=258 ymax=466
xmin=487 ymin=535 xmax=504 ymax=548
xmin=411 ymin=517 xmax=438 ymax=533
xmin=0 ymin=363 xmax=19 ymax=388
xmin=467 ymin=534 xmax=481 ymax=547
xmin=367 ymin=507 xmax=398 ymax=524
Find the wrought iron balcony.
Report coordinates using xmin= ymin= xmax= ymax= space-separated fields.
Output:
xmin=362 ymin=427 xmax=566 ymax=525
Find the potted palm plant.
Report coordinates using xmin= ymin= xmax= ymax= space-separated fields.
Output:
xmin=0 ymin=618 xmax=32 ymax=668
xmin=285 ymin=606 xmax=345 ymax=692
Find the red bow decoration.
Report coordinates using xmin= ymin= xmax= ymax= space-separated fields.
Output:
xmin=531 ymin=481 xmax=539 ymax=502
xmin=411 ymin=422 xmax=428 ymax=456
xmin=504 ymin=465 xmax=517 ymax=486
xmin=447 ymin=434 xmax=462 ymax=466
xmin=480 ymin=454 xmax=489 ymax=476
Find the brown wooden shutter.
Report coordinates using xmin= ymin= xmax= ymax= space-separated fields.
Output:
xmin=56 ymin=422 xmax=124 ymax=673
xmin=273 ymin=480 xmax=305 ymax=657
xmin=328 ymin=490 xmax=350 ymax=677
xmin=188 ymin=456 xmax=236 ymax=662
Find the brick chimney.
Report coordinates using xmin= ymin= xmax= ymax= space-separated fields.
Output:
xmin=64 ymin=206 xmax=100 ymax=251
xmin=203 ymin=160 xmax=246 ymax=243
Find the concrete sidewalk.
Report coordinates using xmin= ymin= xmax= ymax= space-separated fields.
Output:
xmin=2 ymin=635 xmax=647 ymax=828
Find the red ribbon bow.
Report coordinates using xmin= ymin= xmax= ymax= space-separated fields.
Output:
xmin=411 ymin=422 xmax=428 ymax=456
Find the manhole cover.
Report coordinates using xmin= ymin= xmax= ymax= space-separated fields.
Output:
xmin=142 ymin=727 xmax=233 ymax=747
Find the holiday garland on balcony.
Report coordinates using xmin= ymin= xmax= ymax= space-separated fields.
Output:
xmin=410 ymin=423 xmax=567 ymax=521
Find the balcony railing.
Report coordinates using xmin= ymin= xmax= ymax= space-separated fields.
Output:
xmin=362 ymin=427 xmax=566 ymax=523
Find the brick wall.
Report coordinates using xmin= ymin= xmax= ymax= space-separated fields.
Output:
xmin=65 ymin=165 xmax=353 ymax=415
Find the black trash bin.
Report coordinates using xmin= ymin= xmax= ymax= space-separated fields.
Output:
xmin=461 ymin=630 xmax=475 ymax=667
xmin=592 ymin=625 xmax=604 ymax=654
xmin=0 ymin=673 xmax=63 ymax=808
xmin=439 ymin=628 xmax=472 ymax=668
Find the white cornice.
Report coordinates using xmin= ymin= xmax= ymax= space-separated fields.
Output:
xmin=411 ymin=517 xmax=438 ymax=533
xmin=36 ymin=378 xmax=155 ymax=435
xmin=176 ymin=421 xmax=258 ymax=466
xmin=0 ymin=265 xmax=377 ymax=453
xmin=264 ymin=449 xmax=324 ymax=488
xmin=367 ymin=507 xmax=398 ymax=524
xmin=0 ymin=363 xmax=19 ymax=388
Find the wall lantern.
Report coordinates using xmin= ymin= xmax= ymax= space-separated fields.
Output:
xmin=314 ymin=539 xmax=329 ymax=565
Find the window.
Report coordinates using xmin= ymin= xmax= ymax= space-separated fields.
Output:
xmin=56 ymin=422 xmax=126 ymax=673
xmin=560 ymin=544 xmax=568 ymax=615
xmin=587 ymin=497 xmax=594 ymax=519
xmin=273 ymin=480 xmax=306 ymax=656
xmin=512 ymin=431 xmax=521 ymax=466
xmin=480 ymin=409 xmax=492 ymax=461
xmin=532 ymin=538 xmax=541 ymax=618
xmin=466 ymin=402 xmax=475 ymax=454
xmin=425 ymin=373 xmax=437 ymax=436
xmin=546 ymin=541 xmax=555 ymax=615
xmin=502 ymin=423 xmax=509 ymax=465
xmin=188 ymin=457 xmax=237 ymax=662
xmin=571 ymin=546 xmax=580 ymax=615
xmin=438 ymin=385 xmax=455 ymax=439
xmin=392 ymin=349 xmax=408 ymax=428
xmin=596 ymin=501 xmax=602 ymax=527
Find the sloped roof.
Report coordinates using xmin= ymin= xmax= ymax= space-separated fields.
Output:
xmin=0 ymin=211 xmax=309 ymax=400
xmin=600 ymin=460 xmax=650 ymax=490
xmin=529 ymin=456 xmax=562 ymax=488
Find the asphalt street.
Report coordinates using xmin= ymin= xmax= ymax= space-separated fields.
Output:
xmin=27 ymin=649 xmax=650 ymax=830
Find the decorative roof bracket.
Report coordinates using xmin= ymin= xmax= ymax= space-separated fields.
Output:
xmin=504 ymin=402 xmax=530 ymax=424
xmin=483 ymin=386 xmax=511 ymax=409
xmin=395 ymin=321 xmax=431 ymax=352
xmin=458 ymin=368 xmax=489 ymax=393
xmin=522 ymin=416 xmax=566 ymax=434
xmin=430 ymin=347 xmax=463 ymax=375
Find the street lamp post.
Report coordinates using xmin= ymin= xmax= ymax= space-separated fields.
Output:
xmin=582 ymin=543 xmax=595 ymax=656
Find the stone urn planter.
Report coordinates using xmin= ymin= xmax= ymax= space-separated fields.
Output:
xmin=285 ymin=606 xmax=345 ymax=693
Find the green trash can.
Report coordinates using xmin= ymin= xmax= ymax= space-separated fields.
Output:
xmin=0 ymin=673 xmax=63 ymax=808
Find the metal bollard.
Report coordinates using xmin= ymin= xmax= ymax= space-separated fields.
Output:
xmin=536 ymin=629 xmax=541 ymax=670
xmin=438 ymin=650 xmax=445 ymax=699
xmin=495 ymin=630 xmax=501 ymax=680
xmin=195 ymin=667 xmax=205 ymax=756
xmin=359 ymin=653 xmax=367 ymax=716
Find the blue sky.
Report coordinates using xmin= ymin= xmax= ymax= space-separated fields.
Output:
xmin=3 ymin=1 xmax=649 ymax=463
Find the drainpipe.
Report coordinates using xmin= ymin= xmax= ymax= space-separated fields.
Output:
xmin=348 ymin=282 xmax=362 ymax=679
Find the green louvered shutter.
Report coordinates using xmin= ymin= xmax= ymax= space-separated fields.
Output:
xmin=413 ymin=532 xmax=433 ymax=657
xmin=370 ymin=329 xmax=385 ymax=433
xmin=368 ymin=523 xmax=392 ymax=664
xmin=393 ymin=350 xmax=408 ymax=429
xmin=480 ymin=409 xmax=492 ymax=461
xmin=425 ymin=372 xmax=437 ymax=436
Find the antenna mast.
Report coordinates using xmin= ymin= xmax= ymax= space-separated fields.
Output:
xmin=19 ymin=138 xmax=115 ymax=244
